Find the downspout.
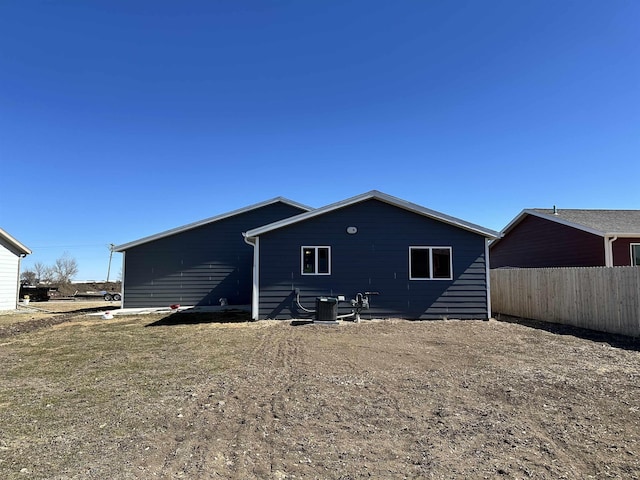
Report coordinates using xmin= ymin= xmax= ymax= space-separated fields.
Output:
xmin=16 ymin=253 xmax=26 ymax=309
xmin=120 ymin=252 xmax=126 ymax=309
xmin=485 ymin=238 xmax=492 ymax=319
xmin=604 ymin=236 xmax=618 ymax=267
xmin=243 ymin=234 xmax=259 ymax=320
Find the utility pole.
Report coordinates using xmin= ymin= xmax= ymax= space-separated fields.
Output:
xmin=106 ymin=244 xmax=115 ymax=283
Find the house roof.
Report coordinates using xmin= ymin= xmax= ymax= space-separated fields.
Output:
xmin=0 ymin=228 xmax=31 ymax=255
xmin=114 ymin=197 xmax=312 ymax=252
xmin=493 ymin=208 xmax=640 ymax=247
xmin=244 ymin=190 xmax=499 ymax=239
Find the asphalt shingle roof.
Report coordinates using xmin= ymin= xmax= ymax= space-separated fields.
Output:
xmin=531 ymin=209 xmax=640 ymax=235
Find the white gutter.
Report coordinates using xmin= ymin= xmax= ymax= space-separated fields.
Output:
xmin=604 ymin=236 xmax=618 ymax=267
xmin=243 ymin=234 xmax=259 ymax=320
xmin=485 ymin=238 xmax=492 ymax=319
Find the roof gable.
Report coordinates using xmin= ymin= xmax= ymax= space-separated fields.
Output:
xmin=491 ymin=208 xmax=640 ymax=249
xmin=114 ymin=197 xmax=311 ymax=252
xmin=0 ymin=228 xmax=31 ymax=255
xmin=529 ymin=209 xmax=640 ymax=235
xmin=504 ymin=209 xmax=640 ymax=236
xmin=244 ymin=190 xmax=498 ymax=239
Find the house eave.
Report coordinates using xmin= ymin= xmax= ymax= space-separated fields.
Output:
xmin=0 ymin=228 xmax=31 ymax=255
xmin=490 ymin=209 xmax=610 ymax=249
xmin=245 ymin=190 xmax=499 ymax=239
xmin=603 ymin=232 xmax=640 ymax=238
xmin=114 ymin=197 xmax=312 ymax=252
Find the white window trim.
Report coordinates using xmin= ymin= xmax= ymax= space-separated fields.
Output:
xmin=409 ymin=246 xmax=453 ymax=281
xmin=301 ymin=246 xmax=332 ymax=275
xmin=631 ymin=243 xmax=640 ymax=266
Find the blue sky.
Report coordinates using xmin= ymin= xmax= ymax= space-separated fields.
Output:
xmin=1 ymin=1 xmax=639 ymax=281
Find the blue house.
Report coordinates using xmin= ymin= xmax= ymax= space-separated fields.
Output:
xmin=115 ymin=198 xmax=311 ymax=308
xmin=243 ymin=191 xmax=498 ymax=320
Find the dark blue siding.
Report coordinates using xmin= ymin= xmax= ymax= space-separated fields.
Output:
xmin=122 ymin=203 xmax=306 ymax=308
xmin=257 ymin=199 xmax=489 ymax=320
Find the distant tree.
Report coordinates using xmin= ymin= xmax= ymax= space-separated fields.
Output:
xmin=21 ymin=269 xmax=37 ymax=285
xmin=33 ymin=261 xmax=54 ymax=284
xmin=52 ymin=253 xmax=79 ymax=284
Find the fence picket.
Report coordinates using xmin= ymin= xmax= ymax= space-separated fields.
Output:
xmin=491 ymin=267 xmax=640 ymax=337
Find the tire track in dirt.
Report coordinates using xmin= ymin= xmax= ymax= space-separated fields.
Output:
xmin=222 ymin=324 xmax=295 ymax=478
xmin=148 ymin=323 xmax=308 ymax=479
xmin=322 ymin=325 xmax=438 ymax=476
xmin=239 ymin=325 xmax=314 ymax=478
xmin=129 ymin=320 xmax=640 ymax=479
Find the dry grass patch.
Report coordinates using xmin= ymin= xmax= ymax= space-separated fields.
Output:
xmin=0 ymin=314 xmax=639 ymax=479
xmin=0 ymin=313 xmax=254 ymax=479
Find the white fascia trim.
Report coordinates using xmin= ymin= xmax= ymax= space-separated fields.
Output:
xmin=491 ymin=209 xmax=605 ymax=249
xmin=0 ymin=228 xmax=31 ymax=255
xmin=490 ymin=210 xmax=528 ymax=248
xmin=246 ymin=190 xmax=498 ymax=239
xmin=493 ymin=210 xmax=528 ymax=239
xmin=114 ymin=197 xmax=312 ymax=252
xmin=523 ymin=210 xmax=605 ymax=236
xmin=603 ymin=232 xmax=640 ymax=237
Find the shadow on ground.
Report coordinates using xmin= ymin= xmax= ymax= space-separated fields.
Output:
xmin=495 ymin=313 xmax=640 ymax=352
xmin=290 ymin=320 xmax=314 ymax=327
xmin=69 ymin=306 xmax=117 ymax=314
xmin=0 ymin=306 xmax=115 ymax=339
xmin=146 ymin=309 xmax=251 ymax=327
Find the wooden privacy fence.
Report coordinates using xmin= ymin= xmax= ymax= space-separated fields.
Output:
xmin=491 ymin=267 xmax=640 ymax=337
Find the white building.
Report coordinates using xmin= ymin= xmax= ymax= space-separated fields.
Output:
xmin=0 ymin=228 xmax=31 ymax=311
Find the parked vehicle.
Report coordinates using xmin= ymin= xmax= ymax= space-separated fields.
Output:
xmin=19 ymin=285 xmax=53 ymax=302
xmin=102 ymin=291 xmax=121 ymax=301
xmin=71 ymin=290 xmax=122 ymax=301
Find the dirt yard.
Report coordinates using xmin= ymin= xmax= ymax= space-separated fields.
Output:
xmin=0 ymin=301 xmax=120 ymax=334
xmin=0 ymin=305 xmax=639 ymax=479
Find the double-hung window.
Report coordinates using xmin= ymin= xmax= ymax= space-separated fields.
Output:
xmin=409 ymin=246 xmax=452 ymax=280
xmin=301 ymin=246 xmax=331 ymax=275
xmin=632 ymin=244 xmax=640 ymax=266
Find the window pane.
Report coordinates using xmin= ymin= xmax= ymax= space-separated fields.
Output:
xmin=303 ymin=248 xmax=315 ymax=274
xmin=432 ymin=248 xmax=451 ymax=278
xmin=633 ymin=245 xmax=640 ymax=266
xmin=411 ymin=248 xmax=430 ymax=279
xmin=317 ymin=248 xmax=329 ymax=273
